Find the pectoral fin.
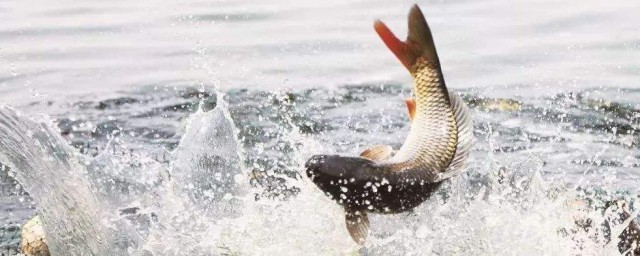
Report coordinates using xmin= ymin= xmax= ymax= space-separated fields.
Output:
xmin=360 ymin=145 xmax=392 ymax=161
xmin=345 ymin=209 xmax=369 ymax=245
xmin=405 ymin=97 xmax=416 ymax=122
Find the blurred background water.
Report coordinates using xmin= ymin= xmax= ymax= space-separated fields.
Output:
xmin=1 ymin=0 xmax=639 ymax=106
xmin=1 ymin=0 xmax=640 ymax=255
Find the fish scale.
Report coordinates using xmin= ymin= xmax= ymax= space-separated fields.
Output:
xmin=381 ymin=58 xmax=457 ymax=173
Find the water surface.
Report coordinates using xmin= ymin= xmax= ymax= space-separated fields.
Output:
xmin=1 ymin=0 xmax=640 ymax=255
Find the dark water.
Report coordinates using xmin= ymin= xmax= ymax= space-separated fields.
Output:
xmin=1 ymin=85 xmax=640 ymax=255
xmin=3 ymin=84 xmax=640 ymax=231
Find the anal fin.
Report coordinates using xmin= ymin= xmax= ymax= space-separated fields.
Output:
xmin=345 ymin=209 xmax=369 ymax=245
xmin=360 ymin=145 xmax=392 ymax=162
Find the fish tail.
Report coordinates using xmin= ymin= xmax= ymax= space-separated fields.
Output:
xmin=374 ymin=4 xmax=440 ymax=70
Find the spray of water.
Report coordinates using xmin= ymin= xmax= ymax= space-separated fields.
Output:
xmin=0 ymin=105 xmax=119 ymax=255
xmin=0 ymin=88 xmax=638 ymax=255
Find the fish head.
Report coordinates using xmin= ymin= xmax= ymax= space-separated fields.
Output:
xmin=305 ymin=155 xmax=378 ymax=206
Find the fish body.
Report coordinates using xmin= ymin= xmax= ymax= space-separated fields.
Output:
xmin=305 ymin=4 xmax=473 ymax=244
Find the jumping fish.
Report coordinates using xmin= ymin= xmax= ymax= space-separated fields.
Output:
xmin=305 ymin=4 xmax=473 ymax=245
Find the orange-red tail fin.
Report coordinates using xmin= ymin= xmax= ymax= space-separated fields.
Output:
xmin=374 ymin=4 xmax=441 ymax=71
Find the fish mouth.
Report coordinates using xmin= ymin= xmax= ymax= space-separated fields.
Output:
xmin=305 ymin=154 xmax=374 ymax=181
xmin=304 ymin=154 xmax=327 ymax=168
xmin=305 ymin=154 xmax=352 ymax=187
xmin=304 ymin=154 xmax=376 ymax=196
xmin=304 ymin=154 xmax=327 ymax=181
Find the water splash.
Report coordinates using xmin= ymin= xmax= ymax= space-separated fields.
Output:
xmin=138 ymin=97 xmax=249 ymax=255
xmin=0 ymin=105 xmax=119 ymax=255
xmin=1 ymin=86 xmax=639 ymax=255
xmin=170 ymin=98 xmax=246 ymax=218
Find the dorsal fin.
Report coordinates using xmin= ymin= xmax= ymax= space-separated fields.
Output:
xmin=360 ymin=145 xmax=393 ymax=161
xmin=437 ymin=92 xmax=473 ymax=181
